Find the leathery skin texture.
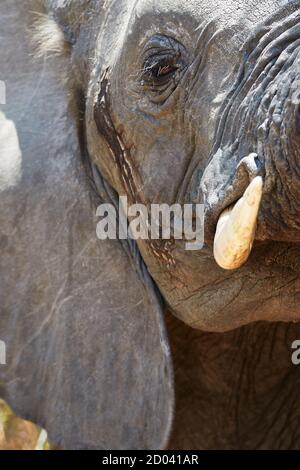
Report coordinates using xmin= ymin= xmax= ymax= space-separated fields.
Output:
xmin=1 ymin=0 xmax=300 ymax=450
xmin=84 ymin=0 xmax=300 ymax=332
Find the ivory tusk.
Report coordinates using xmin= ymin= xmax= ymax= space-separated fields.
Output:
xmin=213 ymin=176 xmax=263 ymax=270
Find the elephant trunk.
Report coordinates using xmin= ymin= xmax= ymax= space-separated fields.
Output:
xmin=201 ymin=8 xmax=300 ymax=269
xmin=257 ymin=49 xmax=300 ymax=242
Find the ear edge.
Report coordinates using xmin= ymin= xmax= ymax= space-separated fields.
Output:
xmin=30 ymin=12 xmax=71 ymax=59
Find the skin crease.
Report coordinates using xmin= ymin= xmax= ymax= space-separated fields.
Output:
xmin=85 ymin=0 xmax=300 ymax=332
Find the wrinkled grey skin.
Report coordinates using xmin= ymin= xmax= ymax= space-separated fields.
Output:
xmin=1 ymin=0 xmax=300 ymax=450
xmin=85 ymin=0 xmax=300 ymax=333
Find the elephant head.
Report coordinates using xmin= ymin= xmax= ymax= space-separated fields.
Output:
xmin=41 ymin=0 xmax=300 ymax=332
xmin=1 ymin=0 xmax=300 ymax=449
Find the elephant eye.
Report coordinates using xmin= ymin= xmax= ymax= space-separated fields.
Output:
xmin=139 ymin=35 xmax=187 ymax=96
xmin=141 ymin=53 xmax=180 ymax=85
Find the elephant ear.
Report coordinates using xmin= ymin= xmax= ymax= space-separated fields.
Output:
xmin=0 ymin=1 xmax=173 ymax=449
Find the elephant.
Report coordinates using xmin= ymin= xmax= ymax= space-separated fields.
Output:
xmin=1 ymin=0 xmax=300 ymax=449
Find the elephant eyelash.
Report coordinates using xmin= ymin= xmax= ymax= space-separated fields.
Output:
xmin=138 ymin=36 xmax=188 ymax=104
xmin=141 ymin=53 xmax=181 ymax=86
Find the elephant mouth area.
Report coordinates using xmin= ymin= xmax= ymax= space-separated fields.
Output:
xmin=247 ymin=240 xmax=300 ymax=274
xmin=168 ymin=240 xmax=300 ymax=332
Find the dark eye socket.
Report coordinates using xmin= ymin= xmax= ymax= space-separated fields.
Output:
xmin=142 ymin=53 xmax=180 ymax=83
xmin=140 ymin=35 xmax=187 ymax=88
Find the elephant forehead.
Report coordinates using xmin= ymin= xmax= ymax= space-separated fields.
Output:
xmin=99 ymin=0 xmax=294 ymax=68
xmin=135 ymin=0 xmax=288 ymax=26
